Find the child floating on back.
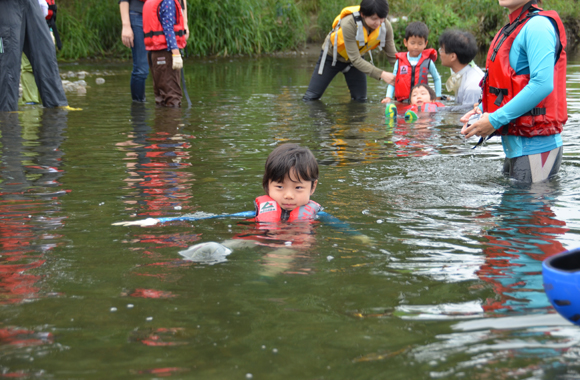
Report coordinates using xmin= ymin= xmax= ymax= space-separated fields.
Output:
xmin=386 ymin=83 xmax=445 ymax=121
xmin=382 ymin=21 xmax=441 ymax=104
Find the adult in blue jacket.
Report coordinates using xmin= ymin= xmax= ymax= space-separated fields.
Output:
xmin=462 ymin=0 xmax=567 ymax=183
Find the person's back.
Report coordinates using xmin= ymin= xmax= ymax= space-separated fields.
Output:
xmin=382 ymin=21 xmax=441 ymax=104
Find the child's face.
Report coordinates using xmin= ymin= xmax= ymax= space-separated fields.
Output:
xmin=403 ymin=36 xmax=427 ymax=58
xmin=267 ymin=169 xmax=317 ymax=212
xmin=410 ymin=87 xmax=432 ymax=106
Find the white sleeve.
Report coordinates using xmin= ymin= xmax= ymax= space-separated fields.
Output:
xmin=38 ymin=0 xmax=49 ymax=18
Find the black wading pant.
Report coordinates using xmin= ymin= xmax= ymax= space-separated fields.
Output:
xmin=0 ymin=0 xmax=67 ymax=112
xmin=303 ymin=51 xmax=367 ymax=102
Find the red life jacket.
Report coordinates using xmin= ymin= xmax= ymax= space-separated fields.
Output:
xmin=45 ymin=0 xmax=56 ymax=21
xmin=394 ymin=49 xmax=437 ymax=102
xmin=253 ymin=195 xmax=321 ymax=223
xmin=143 ymin=0 xmax=187 ymax=51
xmin=482 ymin=3 xmax=567 ymax=137
xmin=45 ymin=0 xmax=62 ymax=50
xmin=404 ymin=102 xmax=445 ymax=113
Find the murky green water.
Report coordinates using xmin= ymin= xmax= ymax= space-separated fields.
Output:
xmin=1 ymin=55 xmax=580 ymax=379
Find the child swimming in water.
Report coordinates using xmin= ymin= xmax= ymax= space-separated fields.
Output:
xmin=254 ymin=143 xmax=320 ymax=222
xmin=114 ymin=143 xmax=369 ymax=271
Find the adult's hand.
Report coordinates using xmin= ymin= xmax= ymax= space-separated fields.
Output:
xmin=381 ymin=97 xmax=392 ymax=104
xmin=184 ymin=29 xmax=190 ymax=41
xmin=461 ymin=113 xmax=495 ymax=139
xmin=380 ymin=71 xmax=395 ymax=85
xmin=122 ymin=25 xmax=134 ymax=48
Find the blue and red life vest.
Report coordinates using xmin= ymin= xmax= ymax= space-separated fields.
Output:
xmin=404 ymin=102 xmax=445 ymax=113
xmin=45 ymin=0 xmax=62 ymax=50
xmin=253 ymin=195 xmax=321 ymax=223
xmin=481 ymin=3 xmax=567 ymax=137
xmin=143 ymin=0 xmax=187 ymax=51
xmin=394 ymin=49 xmax=437 ymax=102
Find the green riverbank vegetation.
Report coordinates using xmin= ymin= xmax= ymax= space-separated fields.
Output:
xmin=55 ymin=0 xmax=578 ymax=60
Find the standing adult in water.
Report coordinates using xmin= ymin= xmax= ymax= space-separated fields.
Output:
xmin=303 ymin=0 xmax=396 ymax=102
xmin=0 ymin=0 xmax=68 ymax=112
xmin=119 ymin=0 xmax=149 ymax=102
xmin=120 ymin=0 xmax=189 ymax=103
xmin=462 ymin=0 xmax=567 ymax=183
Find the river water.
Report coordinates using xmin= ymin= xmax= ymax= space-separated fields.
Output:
xmin=0 ymin=54 xmax=579 ymax=379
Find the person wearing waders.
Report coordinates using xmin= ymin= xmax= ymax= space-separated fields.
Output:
xmin=0 ymin=0 xmax=68 ymax=112
xmin=461 ymin=0 xmax=567 ymax=183
xmin=143 ymin=0 xmax=187 ymax=107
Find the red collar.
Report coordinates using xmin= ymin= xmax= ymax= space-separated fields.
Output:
xmin=508 ymin=3 xmax=539 ymax=23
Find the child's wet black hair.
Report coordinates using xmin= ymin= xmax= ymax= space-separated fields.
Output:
xmin=405 ymin=21 xmax=429 ymax=41
xmin=359 ymin=0 xmax=389 ymax=19
xmin=410 ymin=83 xmax=436 ymax=101
xmin=262 ymin=144 xmax=319 ymax=193
xmin=438 ymin=29 xmax=478 ymax=64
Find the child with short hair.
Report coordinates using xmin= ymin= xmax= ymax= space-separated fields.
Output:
xmin=381 ymin=21 xmax=441 ymax=104
xmin=114 ymin=144 xmax=371 ymax=272
xmin=256 ymin=144 xmax=320 ymax=222
xmin=438 ymin=29 xmax=484 ymax=106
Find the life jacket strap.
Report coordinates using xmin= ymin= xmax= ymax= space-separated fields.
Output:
xmin=318 ymin=36 xmax=331 ymax=75
xmin=378 ymin=23 xmax=386 ymax=50
xmin=489 ymin=86 xmax=508 ymax=106
xmin=144 ymin=30 xmax=186 ymax=38
xmin=332 ymin=19 xmax=340 ymax=67
xmin=522 ymin=107 xmax=546 ymax=116
xmin=353 ymin=12 xmax=366 ymax=46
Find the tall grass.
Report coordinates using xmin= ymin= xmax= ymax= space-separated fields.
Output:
xmin=53 ymin=0 xmax=578 ymax=60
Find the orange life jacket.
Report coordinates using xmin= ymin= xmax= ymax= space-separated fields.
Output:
xmin=394 ymin=49 xmax=437 ymax=102
xmin=481 ymin=3 xmax=567 ymax=137
xmin=143 ymin=0 xmax=187 ymax=51
xmin=253 ymin=195 xmax=321 ymax=223
xmin=404 ymin=102 xmax=445 ymax=113
xmin=318 ymin=6 xmax=387 ymax=74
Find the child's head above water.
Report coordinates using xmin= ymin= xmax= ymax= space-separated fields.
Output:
xmin=262 ymin=144 xmax=319 ymax=211
xmin=410 ymin=83 xmax=436 ymax=106
xmin=404 ymin=21 xmax=429 ymax=58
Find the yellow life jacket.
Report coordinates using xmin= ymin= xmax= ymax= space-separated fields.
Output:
xmin=318 ymin=6 xmax=387 ymax=75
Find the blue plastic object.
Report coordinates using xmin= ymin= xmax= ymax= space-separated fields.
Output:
xmin=542 ymin=247 xmax=580 ymax=325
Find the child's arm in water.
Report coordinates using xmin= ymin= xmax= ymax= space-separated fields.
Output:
xmin=112 ymin=211 xmax=256 ymax=226
xmin=317 ymin=211 xmax=373 ymax=244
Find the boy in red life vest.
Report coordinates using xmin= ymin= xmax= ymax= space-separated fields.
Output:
xmin=381 ymin=21 xmax=441 ymax=104
xmin=143 ymin=0 xmax=187 ymax=107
